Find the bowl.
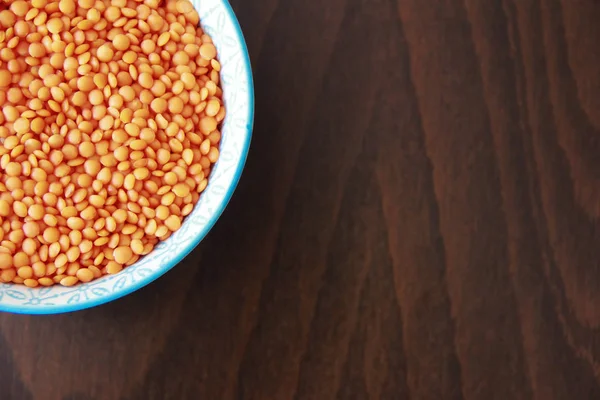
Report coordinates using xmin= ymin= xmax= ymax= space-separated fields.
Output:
xmin=0 ymin=0 xmax=254 ymax=314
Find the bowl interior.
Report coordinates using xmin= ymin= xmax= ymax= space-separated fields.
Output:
xmin=0 ymin=0 xmax=253 ymax=314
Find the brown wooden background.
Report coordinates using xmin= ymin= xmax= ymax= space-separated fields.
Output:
xmin=2 ymin=0 xmax=600 ymax=398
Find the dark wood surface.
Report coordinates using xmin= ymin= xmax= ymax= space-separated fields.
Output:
xmin=2 ymin=0 xmax=600 ymax=398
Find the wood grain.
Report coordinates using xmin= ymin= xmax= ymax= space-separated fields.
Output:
xmin=1 ymin=0 xmax=600 ymax=398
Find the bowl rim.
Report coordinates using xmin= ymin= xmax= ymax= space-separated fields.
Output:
xmin=0 ymin=0 xmax=254 ymax=315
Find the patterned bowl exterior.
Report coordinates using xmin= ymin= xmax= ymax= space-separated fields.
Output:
xmin=0 ymin=0 xmax=254 ymax=314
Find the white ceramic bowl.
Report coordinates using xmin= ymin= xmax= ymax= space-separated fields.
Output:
xmin=0 ymin=0 xmax=254 ymax=314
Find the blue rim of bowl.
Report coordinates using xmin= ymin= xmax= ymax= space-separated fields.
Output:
xmin=0 ymin=0 xmax=254 ymax=315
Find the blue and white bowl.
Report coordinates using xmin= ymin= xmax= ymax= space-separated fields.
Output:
xmin=0 ymin=0 xmax=254 ymax=314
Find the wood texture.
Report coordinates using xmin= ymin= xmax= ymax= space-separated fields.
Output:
xmin=2 ymin=0 xmax=600 ymax=398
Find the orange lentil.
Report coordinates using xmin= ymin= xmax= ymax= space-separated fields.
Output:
xmin=0 ymin=253 xmax=13 ymax=270
xmin=112 ymin=34 xmax=131 ymax=51
xmin=106 ymin=261 xmax=122 ymax=275
xmin=59 ymin=0 xmax=76 ymax=14
xmin=59 ymin=276 xmax=78 ymax=287
xmin=24 ymin=279 xmax=39 ymax=288
xmin=38 ymin=277 xmax=54 ymax=286
xmin=96 ymin=44 xmax=114 ymax=62
xmin=76 ymin=268 xmax=94 ymax=283
xmin=0 ymin=0 xmax=224 ymax=287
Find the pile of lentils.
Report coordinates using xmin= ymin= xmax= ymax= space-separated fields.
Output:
xmin=0 ymin=0 xmax=225 ymax=287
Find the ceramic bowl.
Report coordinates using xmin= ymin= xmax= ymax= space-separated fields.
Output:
xmin=0 ymin=0 xmax=254 ymax=314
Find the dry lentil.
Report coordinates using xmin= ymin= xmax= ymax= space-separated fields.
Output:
xmin=0 ymin=0 xmax=224 ymax=287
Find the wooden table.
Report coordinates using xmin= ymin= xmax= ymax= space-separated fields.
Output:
xmin=2 ymin=0 xmax=600 ymax=398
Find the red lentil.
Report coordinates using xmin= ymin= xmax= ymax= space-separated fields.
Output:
xmin=0 ymin=0 xmax=224 ymax=287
